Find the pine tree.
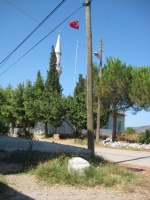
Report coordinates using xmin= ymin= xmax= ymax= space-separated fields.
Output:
xmin=130 ymin=66 xmax=150 ymax=111
xmin=100 ymin=57 xmax=134 ymax=142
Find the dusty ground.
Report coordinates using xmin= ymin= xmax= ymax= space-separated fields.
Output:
xmin=0 ymin=159 xmax=150 ymax=200
xmin=0 ymin=137 xmax=150 ymax=200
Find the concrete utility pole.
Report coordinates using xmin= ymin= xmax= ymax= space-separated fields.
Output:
xmin=94 ymin=37 xmax=103 ymax=143
xmin=85 ymin=0 xmax=94 ymax=155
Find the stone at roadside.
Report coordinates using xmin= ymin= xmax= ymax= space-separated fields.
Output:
xmin=102 ymin=137 xmax=112 ymax=145
xmin=102 ymin=138 xmax=150 ymax=150
xmin=68 ymin=157 xmax=91 ymax=175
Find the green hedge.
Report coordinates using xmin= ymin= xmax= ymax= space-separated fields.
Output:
xmin=138 ymin=130 xmax=150 ymax=144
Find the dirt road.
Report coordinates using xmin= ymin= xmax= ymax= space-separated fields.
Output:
xmin=0 ymin=136 xmax=150 ymax=200
xmin=0 ymin=136 xmax=150 ymax=168
xmin=95 ymin=147 xmax=150 ymax=168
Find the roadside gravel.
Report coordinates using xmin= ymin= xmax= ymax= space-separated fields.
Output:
xmin=3 ymin=174 xmax=150 ymax=200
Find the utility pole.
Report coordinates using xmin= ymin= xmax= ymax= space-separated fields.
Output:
xmin=95 ymin=37 xmax=103 ymax=143
xmin=85 ymin=0 xmax=94 ymax=155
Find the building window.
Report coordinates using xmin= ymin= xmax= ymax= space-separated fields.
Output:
xmin=118 ymin=121 xmax=121 ymax=131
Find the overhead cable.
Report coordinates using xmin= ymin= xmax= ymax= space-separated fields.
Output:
xmin=0 ymin=3 xmax=87 ymax=76
xmin=6 ymin=0 xmax=86 ymax=48
xmin=102 ymin=0 xmax=116 ymax=36
xmin=0 ymin=0 xmax=66 ymax=65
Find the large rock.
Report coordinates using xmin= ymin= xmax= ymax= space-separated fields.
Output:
xmin=68 ymin=157 xmax=91 ymax=175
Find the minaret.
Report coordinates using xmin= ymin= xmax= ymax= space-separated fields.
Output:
xmin=55 ymin=33 xmax=63 ymax=76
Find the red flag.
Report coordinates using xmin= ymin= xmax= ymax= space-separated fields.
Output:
xmin=68 ymin=21 xmax=79 ymax=29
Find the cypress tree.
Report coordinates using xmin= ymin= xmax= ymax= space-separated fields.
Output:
xmin=45 ymin=45 xmax=62 ymax=94
xmin=44 ymin=46 xmax=63 ymax=134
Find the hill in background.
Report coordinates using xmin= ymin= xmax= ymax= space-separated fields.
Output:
xmin=125 ymin=125 xmax=150 ymax=133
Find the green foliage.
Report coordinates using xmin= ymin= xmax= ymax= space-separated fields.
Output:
xmin=130 ymin=67 xmax=150 ymax=111
xmin=100 ymin=57 xmax=134 ymax=142
xmin=10 ymin=83 xmax=26 ymax=127
xmin=17 ymin=129 xmax=34 ymax=140
xmin=138 ymin=130 xmax=150 ymax=144
xmin=74 ymin=74 xmax=86 ymax=96
xmin=92 ymin=63 xmax=110 ymax=129
xmin=42 ymin=91 xmax=63 ymax=127
xmin=101 ymin=57 xmax=133 ymax=111
xmin=45 ymin=45 xmax=62 ymax=94
xmin=61 ymin=74 xmax=87 ymax=134
xmin=33 ymin=70 xmax=45 ymax=122
xmin=42 ymin=46 xmax=63 ymax=134
xmin=23 ymin=80 xmax=35 ymax=123
xmin=34 ymin=155 xmax=138 ymax=188
xmin=73 ymin=75 xmax=87 ymax=132
xmin=62 ymin=94 xmax=87 ymax=134
xmin=125 ymin=127 xmax=136 ymax=135
xmin=1 ymin=54 xmax=149 ymax=143
xmin=2 ymin=152 xmax=148 ymax=190
xmin=0 ymin=120 xmax=9 ymax=135
xmin=0 ymin=86 xmax=5 ymax=110
xmin=1 ymin=85 xmax=16 ymax=128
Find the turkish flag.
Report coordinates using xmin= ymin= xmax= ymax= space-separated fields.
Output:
xmin=68 ymin=21 xmax=79 ymax=29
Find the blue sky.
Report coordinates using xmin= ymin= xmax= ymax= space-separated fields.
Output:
xmin=0 ymin=0 xmax=150 ymax=127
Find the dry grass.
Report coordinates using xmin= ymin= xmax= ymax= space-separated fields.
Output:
xmin=116 ymin=133 xmax=139 ymax=143
xmin=31 ymin=154 xmax=150 ymax=192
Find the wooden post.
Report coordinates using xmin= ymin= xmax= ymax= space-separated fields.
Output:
xmin=86 ymin=0 xmax=94 ymax=155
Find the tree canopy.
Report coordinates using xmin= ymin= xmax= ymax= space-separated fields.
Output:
xmin=130 ymin=66 xmax=150 ymax=111
xmin=100 ymin=57 xmax=134 ymax=142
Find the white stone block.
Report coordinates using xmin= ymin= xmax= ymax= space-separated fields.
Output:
xmin=68 ymin=157 xmax=91 ymax=175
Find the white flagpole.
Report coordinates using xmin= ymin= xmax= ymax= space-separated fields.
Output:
xmin=74 ymin=22 xmax=79 ymax=90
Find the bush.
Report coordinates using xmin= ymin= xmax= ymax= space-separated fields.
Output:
xmin=125 ymin=127 xmax=135 ymax=135
xmin=17 ymin=129 xmax=34 ymax=140
xmin=59 ymin=134 xmax=73 ymax=139
xmin=0 ymin=121 xmax=9 ymax=135
xmin=138 ymin=130 xmax=150 ymax=144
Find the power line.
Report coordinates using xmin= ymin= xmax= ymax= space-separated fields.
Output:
xmin=5 ymin=0 xmax=41 ymax=25
xmin=5 ymin=0 xmax=53 ymax=31
xmin=102 ymin=0 xmax=116 ymax=36
xmin=0 ymin=3 xmax=86 ymax=76
xmin=0 ymin=0 xmax=66 ymax=66
xmin=5 ymin=0 xmax=86 ymax=49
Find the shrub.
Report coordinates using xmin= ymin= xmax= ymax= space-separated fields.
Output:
xmin=125 ymin=127 xmax=135 ymax=135
xmin=17 ymin=129 xmax=34 ymax=140
xmin=0 ymin=121 xmax=9 ymax=135
xmin=138 ymin=130 xmax=150 ymax=144
xmin=59 ymin=134 xmax=73 ymax=139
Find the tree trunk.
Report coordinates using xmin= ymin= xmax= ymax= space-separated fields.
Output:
xmin=45 ymin=122 xmax=48 ymax=136
xmin=10 ymin=123 xmax=14 ymax=134
xmin=112 ymin=109 xmax=117 ymax=142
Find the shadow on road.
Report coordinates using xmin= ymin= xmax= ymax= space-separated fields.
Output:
xmin=0 ymin=181 xmax=34 ymax=200
xmin=115 ymin=156 xmax=150 ymax=164
xmin=0 ymin=136 xmax=92 ymax=175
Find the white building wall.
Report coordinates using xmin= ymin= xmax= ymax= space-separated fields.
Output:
xmin=34 ymin=121 xmax=73 ymax=135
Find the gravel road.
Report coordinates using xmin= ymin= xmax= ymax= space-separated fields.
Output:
xmin=0 ymin=136 xmax=150 ymax=200
xmin=95 ymin=147 xmax=150 ymax=168
xmin=0 ymin=136 xmax=149 ymax=168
